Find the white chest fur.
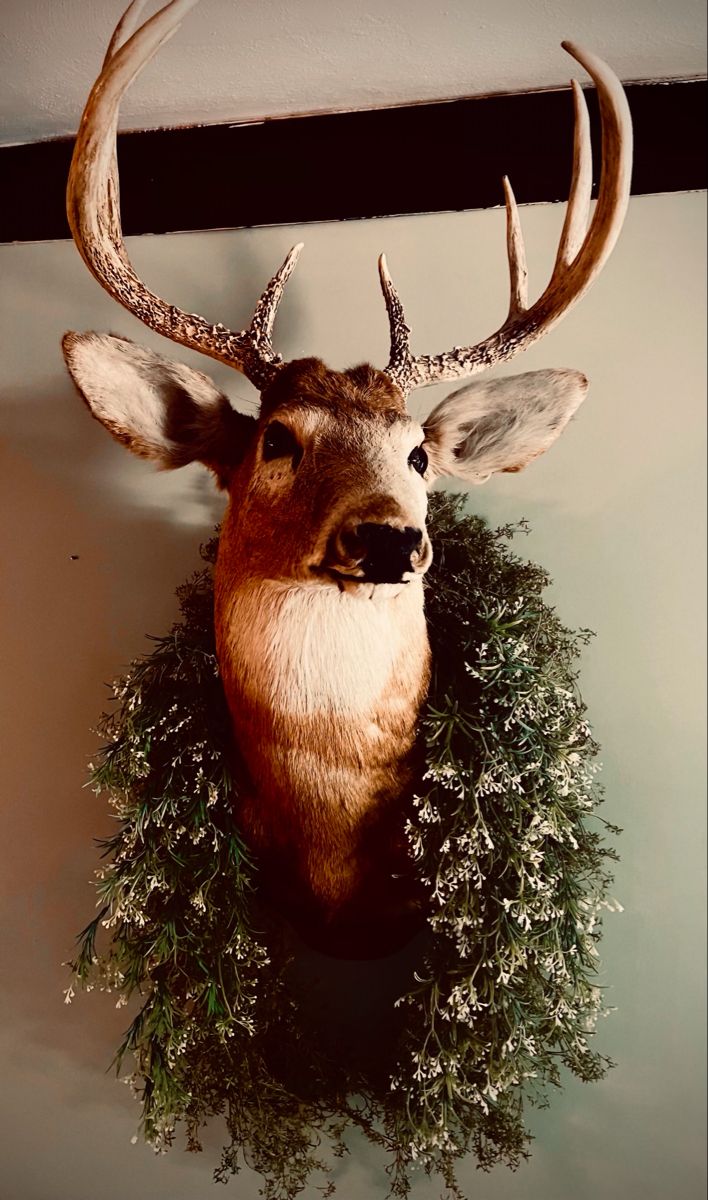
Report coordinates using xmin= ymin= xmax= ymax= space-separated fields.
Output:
xmin=219 ymin=577 xmax=428 ymax=719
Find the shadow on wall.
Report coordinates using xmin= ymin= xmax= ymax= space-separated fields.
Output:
xmin=2 ymin=375 xmax=227 ymax=530
xmin=0 ymin=374 xmax=227 ymax=1075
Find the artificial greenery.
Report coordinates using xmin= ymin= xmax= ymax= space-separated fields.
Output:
xmin=68 ymin=491 xmax=620 ymax=1198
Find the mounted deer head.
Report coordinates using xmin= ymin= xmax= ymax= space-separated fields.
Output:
xmin=63 ymin=0 xmax=632 ymax=957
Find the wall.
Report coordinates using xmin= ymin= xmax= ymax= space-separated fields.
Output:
xmin=0 ymin=190 xmax=705 ymax=1199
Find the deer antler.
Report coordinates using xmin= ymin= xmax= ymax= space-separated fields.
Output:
xmin=380 ymin=42 xmax=633 ymax=396
xmin=67 ymin=0 xmax=302 ymax=392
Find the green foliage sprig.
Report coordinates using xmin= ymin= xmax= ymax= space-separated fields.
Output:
xmin=68 ymin=492 xmax=620 ymax=1198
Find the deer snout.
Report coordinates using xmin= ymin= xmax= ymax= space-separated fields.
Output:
xmin=338 ymin=521 xmax=429 ymax=584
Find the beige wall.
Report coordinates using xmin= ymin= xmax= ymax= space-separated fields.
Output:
xmin=0 ymin=190 xmax=705 ymax=1198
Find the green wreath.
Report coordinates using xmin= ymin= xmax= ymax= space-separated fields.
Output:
xmin=68 ymin=492 xmax=620 ymax=1199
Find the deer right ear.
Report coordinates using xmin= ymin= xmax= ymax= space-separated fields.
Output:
xmin=62 ymin=331 xmax=256 ymax=485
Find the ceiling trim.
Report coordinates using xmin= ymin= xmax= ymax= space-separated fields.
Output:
xmin=2 ymin=78 xmax=705 ymax=244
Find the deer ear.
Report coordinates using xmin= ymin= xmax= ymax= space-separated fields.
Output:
xmin=422 ymin=368 xmax=588 ymax=484
xmin=62 ymin=331 xmax=256 ymax=484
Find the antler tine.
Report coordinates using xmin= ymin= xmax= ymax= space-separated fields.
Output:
xmin=558 ymin=41 xmax=633 ymax=278
xmin=504 ymin=79 xmax=588 ymax=316
xmin=249 ymin=242 xmax=304 ymax=353
xmin=378 ymin=253 xmax=415 ymax=393
xmin=503 ymin=176 xmax=529 ymax=319
xmin=553 ymin=78 xmax=593 ymax=271
xmin=383 ymin=43 xmax=632 ymax=394
xmin=68 ymin=0 xmax=299 ymax=391
xmin=103 ymin=0 xmax=149 ymax=66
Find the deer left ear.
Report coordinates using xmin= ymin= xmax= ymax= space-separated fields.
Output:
xmin=422 ymin=368 xmax=588 ymax=483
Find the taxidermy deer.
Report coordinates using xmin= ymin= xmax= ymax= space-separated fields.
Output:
xmin=63 ymin=0 xmax=632 ymax=957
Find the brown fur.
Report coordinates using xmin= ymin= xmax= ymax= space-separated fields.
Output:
xmin=214 ymin=360 xmax=432 ymax=956
xmin=260 ymin=358 xmax=407 ymax=420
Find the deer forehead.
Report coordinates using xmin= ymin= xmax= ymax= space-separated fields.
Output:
xmin=259 ymin=358 xmax=407 ymax=417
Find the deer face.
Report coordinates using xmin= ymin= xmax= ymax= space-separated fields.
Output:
xmin=62 ymin=331 xmax=591 ymax=582
xmin=222 ymin=359 xmax=432 ymax=595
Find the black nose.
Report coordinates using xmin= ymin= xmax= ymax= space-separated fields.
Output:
xmin=355 ymin=523 xmax=423 ymax=583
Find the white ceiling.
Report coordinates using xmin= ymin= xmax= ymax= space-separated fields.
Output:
xmin=1 ymin=0 xmax=705 ymax=148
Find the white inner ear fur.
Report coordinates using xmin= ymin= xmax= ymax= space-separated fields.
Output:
xmin=62 ymin=330 xmax=237 ymax=468
xmin=422 ymin=368 xmax=589 ymax=484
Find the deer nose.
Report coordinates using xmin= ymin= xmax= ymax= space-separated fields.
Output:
xmin=344 ymin=523 xmax=424 ymax=584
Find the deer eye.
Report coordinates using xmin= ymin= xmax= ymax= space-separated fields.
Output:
xmin=262 ymin=421 xmax=302 ymax=466
xmin=408 ymin=445 xmax=428 ymax=476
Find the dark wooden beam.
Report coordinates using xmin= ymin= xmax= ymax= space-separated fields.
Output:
xmin=2 ymin=78 xmax=705 ymax=244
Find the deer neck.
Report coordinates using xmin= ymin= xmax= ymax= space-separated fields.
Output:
xmin=214 ymin=575 xmax=430 ymax=856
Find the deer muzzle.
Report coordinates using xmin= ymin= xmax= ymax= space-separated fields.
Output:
xmin=330 ymin=520 xmax=432 ymax=585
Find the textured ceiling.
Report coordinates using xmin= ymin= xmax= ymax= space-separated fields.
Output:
xmin=0 ymin=0 xmax=706 ymax=147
